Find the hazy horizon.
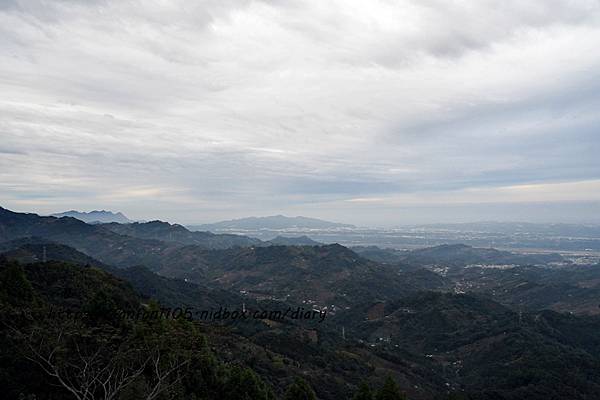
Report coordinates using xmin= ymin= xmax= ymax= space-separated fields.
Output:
xmin=4 ymin=205 xmax=600 ymax=229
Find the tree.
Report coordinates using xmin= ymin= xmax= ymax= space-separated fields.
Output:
xmin=223 ymin=366 xmax=275 ymax=400
xmin=353 ymin=381 xmax=374 ymax=400
xmin=376 ymin=376 xmax=406 ymax=400
xmin=23 ymin=323 xmax=149 ymax=400
xmin=1 ymin=260 xmax=275 ymax=400
xmin=83 ymin=290 xmax=119 ymax=325
xmin=283 ymin=377 xmax=317 ymax=400
xmin=0 ymin=262 xmax=35 ymax=305
xmin=20 ymin=302 xmax=194 ymax=400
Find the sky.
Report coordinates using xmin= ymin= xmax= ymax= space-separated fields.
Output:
xmin=1 ymin=0 xmax=600 ymax=226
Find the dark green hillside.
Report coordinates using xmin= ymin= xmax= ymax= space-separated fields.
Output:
xmin=0 ymin=259 xmax=281 ymax=400
xmin=0 ymin=237 xmax=110 ymax=267
xmin=113 ymin=264 xmax=248 ymax=311
xmin=0 ymin=258 xmax=416 ymax=400
xmin=346 ymin=292 xmax=600 ymax=399
xmin=0 ymin=239 xmax=255 ymax=318
xmin=157 ymin=244 xmax=451 ymax=307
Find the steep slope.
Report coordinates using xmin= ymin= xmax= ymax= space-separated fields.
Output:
xmin=0 ymin=238 xmax=250 ymax=315
xmin=113 ymin=265 xmax=248 ymax=311
xmin=0 ymin=237 xmax=111 ymax=267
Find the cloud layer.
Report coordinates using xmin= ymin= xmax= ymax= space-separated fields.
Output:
xmin=1 ymin=0 xmax=600 ymax=225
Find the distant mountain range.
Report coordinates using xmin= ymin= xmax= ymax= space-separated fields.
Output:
xmin=188 ymin=215 xmax=355 ymax=231
xmin=51 ymin=209 xmax=132 ymax=224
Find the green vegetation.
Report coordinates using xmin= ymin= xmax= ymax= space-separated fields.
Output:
xmin=375 ymin=376 xmax=406 ymax=400
xmin=2 ymin=207 xmax=600 ymax=399
xmin=0 ymin=260 xmax=279 ymax=400
xmin=352 ymin=382 xmax=374 ymax=400
xmin=283 ymin=377 xmax=317 ymax=400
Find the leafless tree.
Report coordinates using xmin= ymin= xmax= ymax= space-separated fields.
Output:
xmin=21 ymin=325 xmax=189 ymax=400
xmin=144 ymin=348 xmax=190 ymax=400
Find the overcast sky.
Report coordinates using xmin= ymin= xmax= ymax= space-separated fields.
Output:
xmin=1 ymin=0 xmax=600 ymax=226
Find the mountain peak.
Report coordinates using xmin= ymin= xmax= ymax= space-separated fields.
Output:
xmin=51 ymin=210 xmax=132 ymax=224
xmin=189 ymin=215 xmax=355 ymax=231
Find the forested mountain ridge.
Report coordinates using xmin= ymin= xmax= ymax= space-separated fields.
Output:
xmin=0 ymin=207 xmax=262 ymax=267
xmin=3 ymin=206 xmax=600 ymax=399
xmin=3 ymin=257 xmax=600 ymax=399
xmin=0 ymin=208 xmax=450 ymax=307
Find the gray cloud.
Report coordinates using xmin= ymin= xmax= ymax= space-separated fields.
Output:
xmin=1 ymin=0 xmax=599 ymax=225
